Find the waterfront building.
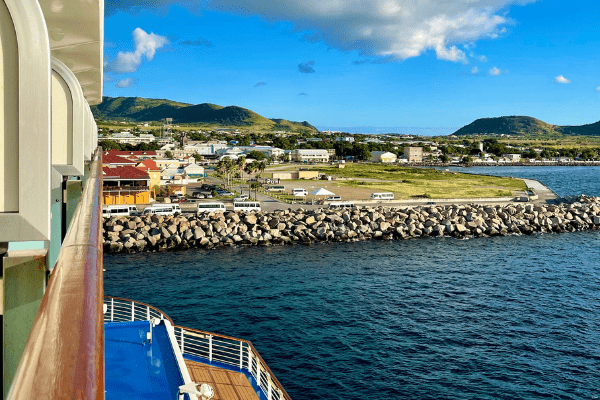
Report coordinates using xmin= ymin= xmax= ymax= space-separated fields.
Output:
xmin=404 ymin=147 xmax=424 ymax=162
xmin=102 ymin=165 xmax=151 ymax=205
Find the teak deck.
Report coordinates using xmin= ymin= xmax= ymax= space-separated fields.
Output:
xmin=185 ymin=359 xmax=260 ymax=400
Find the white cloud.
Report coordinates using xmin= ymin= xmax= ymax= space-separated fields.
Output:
xmin=553 ymin=75 xmax=570 ymax=84
xmin=105 ymin=1 xmax=537 ymax=63
xmin=471 ymin=66 xmax=479 ymax=75
xmin=107 ymin=28 xmax=169 ymax=73
xmin=596 ymin=86 xmax=600 ymax=93
xmin=488 ymin=66 xmax=501 ymax=76
xmin=478 ymin=55 xmax=488 ymax=62
xmin=116 ymin=78 xmax=138 ymax=88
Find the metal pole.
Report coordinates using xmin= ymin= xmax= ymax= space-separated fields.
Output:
xmin=146 ymin=306 xmax=150 ymax=321
xmin=131 ymin=301 xmax=135 ymax=321
xmin=209 ymin=335 xmax=213 ymax=362
xmin=110 ymin=298 xmax=114 ymax=322
xmin=180 ymin=329 xmax=184 ymax=353
xmin=239 ymin=341 xmax=244 ymax=370
xmin=267 ymin=373 xmax=272 ymax=400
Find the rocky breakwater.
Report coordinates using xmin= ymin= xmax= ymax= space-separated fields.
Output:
xmin=103 ymin=195 xmax=600 ymax=254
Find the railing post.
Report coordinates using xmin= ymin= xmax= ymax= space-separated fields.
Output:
xmin=247 ymin=348 xmax=252 ymax=371
xmin=267 ymin=373 xmax=272 ymax=400
xmin=131 ymin=301 xmax=135 ymax=321
xmin=180 ymin=329 xmax=184 ymax=354
xmin=110 ymin=298 xmax=114 ymax=322
xmin=239 ymin=341 xmax=244 ymax=370
xmin=209 ymin=335 xmax=213 ymax=362
xmin=256 ymin=365 xmax=261 ymax=389
xmin=146 ymin=306 xmax=150 ymax=321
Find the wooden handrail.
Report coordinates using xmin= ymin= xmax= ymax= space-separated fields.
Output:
xmin=8 ymin=149 xmax=104 ymax=399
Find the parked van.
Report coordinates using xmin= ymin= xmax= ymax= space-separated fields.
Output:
xmin=328 ymin=202 xmax=355 ymax=209
xmin=326 ymin=196 xmax=342 ymax=201
xmin=102 ymin=205 xmax=140 ymax=218
xmin=292 ymin=188 xmax=308 ymax=197
xmin=370 ymin=192 xmax=394 ymax=200
xmin=196 ymin=202 xmax=227 ymax=213
xmin=233 ymin=201 xmax=261 ymax=212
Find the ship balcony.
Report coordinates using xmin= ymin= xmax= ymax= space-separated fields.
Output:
xmin=104 ymin=296 xmax=291 ymax=400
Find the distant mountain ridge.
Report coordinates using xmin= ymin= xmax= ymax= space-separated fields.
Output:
xmin=453 ymin=116 xmax=600 ymax=136
xmin=92 ymin=96 xmax=318 ymax=132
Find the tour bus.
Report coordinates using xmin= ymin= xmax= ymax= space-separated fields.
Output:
xmin=102 ymin=205 xmax=140 ymax=218
xmin=370 ymin=192 xmax=395 ymax=200
xmin=292 ymin=188 xmax=308 ymax=197
xmin=266 ymin=185 xmax=285 ymax=192
xmin=328 ymin=202 xmax=356 ymax=210
xmin=233 ymin=201 xmax=262 ymax=212
xmin=196 ymin=202 xmax=227 ymax=214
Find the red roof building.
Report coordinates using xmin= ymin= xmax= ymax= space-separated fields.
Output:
xmin=105 ymin=150 xmax=157 ymax=159
xmin=102 ymin=152 xmax=138 ymax=166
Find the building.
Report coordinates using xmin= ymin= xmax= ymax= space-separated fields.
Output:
xmin=336 ymin=136 xmax=355 ymax=142
xmin=404 ymin=147 xmax=423 ymax=162
xmin=501 ymin=153 xmax=522 ymax=162
xmin=102 ymin=165 xmax=151 ymax=205
xmin=370 ymin=151 xmax=398 ymax=163
xmin=107 ymin=150 xmax=158 ymax=159
xmin=291 ymin=149 xmax=330 ymax=163
xmin=183 ymin=163 xmax=205 ymax=180
xmin=136 ymin=159 xmax=162 ymax=198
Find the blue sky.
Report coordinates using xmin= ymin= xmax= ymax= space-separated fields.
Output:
xmin=103 ymin=0 xmax=600 ymax=134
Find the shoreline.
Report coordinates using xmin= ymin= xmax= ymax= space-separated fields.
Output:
xmin=103 ymin=195 xmax=600 ymax=254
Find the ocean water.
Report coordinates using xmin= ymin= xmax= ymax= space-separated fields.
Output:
xmin=104 ymin=167 xmax=600 ymax=399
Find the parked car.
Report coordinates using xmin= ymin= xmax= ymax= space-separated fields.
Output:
xmin=234 ymin=194 xmax=249 ymax=202
xmin=192 ymin=192 xmax=205 ymax=199
xmin=169 ymin=195 xmax=186 ymax=203
xmin=326 ymin=196 xmax=342 ymax=201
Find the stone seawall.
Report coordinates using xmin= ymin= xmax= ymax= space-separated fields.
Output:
xmin=103 ymin=195 xmax=600 ymax=254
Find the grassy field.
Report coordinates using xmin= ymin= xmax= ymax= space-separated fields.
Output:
xmin=317 ymin=164 xmax=527 ymax=199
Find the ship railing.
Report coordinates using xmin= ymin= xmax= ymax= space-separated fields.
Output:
xmin=103 ymin=296 xmax=291 ymax=400
xmin=103 ymin=296 xmax=174 ymax=325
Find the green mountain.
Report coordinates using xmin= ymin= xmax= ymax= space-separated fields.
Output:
xmin=453 ymin=115 xmax=600 ymax=136
xmin=92 ymin=96 xmax=318 ymax=132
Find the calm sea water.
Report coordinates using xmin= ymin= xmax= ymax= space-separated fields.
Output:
xmin=104 ymin=167 xmax=600 ymax=399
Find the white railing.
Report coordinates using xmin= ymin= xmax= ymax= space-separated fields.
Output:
xmin=103 ymin=296 xmax=290 ymax=400
xmin=103 ymin=296 xmax=172 ymax=325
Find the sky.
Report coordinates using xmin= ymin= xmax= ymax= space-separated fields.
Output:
xmin=103 ymin=0 xmax=600 ymax=134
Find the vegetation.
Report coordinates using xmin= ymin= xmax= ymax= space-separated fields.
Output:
xmin=317 ymin=164 xmax=527 ymax=199
xmin=91 ymin=96 xmax=318 ymax=133
xmin=453 ymin=115 xmax=600 ymax=137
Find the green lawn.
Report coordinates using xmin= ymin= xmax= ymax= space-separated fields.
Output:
xmin=318 ymin=164 xmax=527 ymax=199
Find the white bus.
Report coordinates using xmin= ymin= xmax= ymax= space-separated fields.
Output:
xmin=102 ymin=205 xmax=140 ymax=218
xmin=142 ymin=206 xmax=177 ymax=216
xmin=370 ymin=192 xmax=394 ymax=200
xmin=328 ymin=202 xmax=355 ymax=209
xmin=196 ymin=202 xmax=227 ymax=213
xmin=233 ymin=201 xmax=261 ymax=212
xmin=266 ymin=185 xmax=285 ymax=192
xmin=149 ymin=203 xmax=182 ymax=214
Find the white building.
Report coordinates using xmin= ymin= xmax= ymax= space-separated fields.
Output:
xmin=291 ymin=149 xmax=330 ymax=163
xmin=370 ymin=151 xmax=397 ymax=163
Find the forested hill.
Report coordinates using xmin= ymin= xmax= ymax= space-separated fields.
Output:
xmin=91 ymin=96 xmax=318 ymax=132
xmin=453 ymin=116 xmax=600 ymax=136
